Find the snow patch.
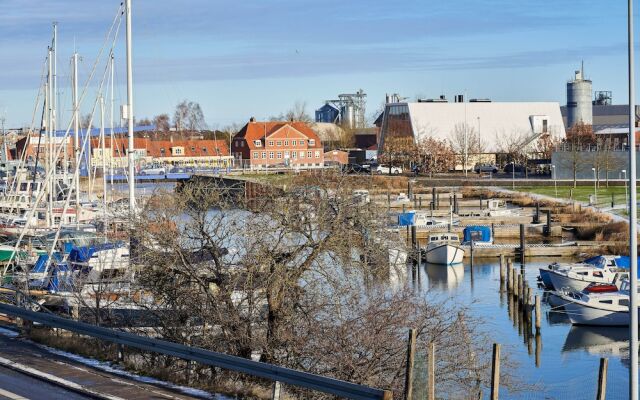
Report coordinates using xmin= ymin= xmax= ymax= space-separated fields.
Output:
xmin=35 ymin=343 xmax=228 ymax=399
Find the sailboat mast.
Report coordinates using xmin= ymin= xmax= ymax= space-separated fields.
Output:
xmin=125 ymin=0 xmax=135 ymax=212
xmin=109 ymin=54 xmax=115 ymax=194
xmin=73 ymin=52 xmax=80 ymax=227
xmin=47 ymin=46 xmax=54 ymax=227
xmin=100 ymin=96 xmax=107 ymax=233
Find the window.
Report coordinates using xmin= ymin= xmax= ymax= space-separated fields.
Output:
xmin=309 ymin=139 xmax=315 ymax=146
xmin=277 ymin=152 xmax=282 ymax=159
xmin=307 ymin=151 xmax=312 ymax=158
xmin=276 ymin=141 xmax=282 ymax=146
xmin=254 ymin=140 xmax=262 ymax=147
xmin=284 ymin=140 xmax=289 ymax=146
xmin=191 ymin=146 xmax=196 ymax=152
xmin=160 ymin=148 xmax=166 ymax=155
xmin=269 ymin=152 xmax=274 ymax=159
xmin=268 ymin=140 xmax=274 ymax=146
xmin=315 ymin=150 xmax=320 ymax=158
xmin=620 ymin=299 xmax=630 ymax=307
xmin=202 ymin=147 xmax=208 ymax=153
xmin=262 ymin=152 xmax=267 ymax=159
xmin=292 ymin=151 xmax=297 ymax=159
xmin=300 ymin=151 xmax=305 ymax=158
xmin=253 ymin=152 xmax=259 ymax=159
xmin=284 ymin=151 xmax=290 ymax=158
xmin=292 ymin=140 xmax=297 ymax=146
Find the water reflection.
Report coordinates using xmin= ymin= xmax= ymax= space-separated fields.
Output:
xmin=424 ymin=263 xmax=464 ymax=290
xmin=563 ymin=326 xmax=629 ymax=360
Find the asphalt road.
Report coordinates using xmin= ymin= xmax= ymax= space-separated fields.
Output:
xmin=0 ymin=365 xmax=90 ymax=400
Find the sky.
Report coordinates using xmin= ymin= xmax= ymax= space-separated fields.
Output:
xmin=0 ymin=0 xmax=635 ymax=129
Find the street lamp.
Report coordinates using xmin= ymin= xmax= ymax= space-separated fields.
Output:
xmin=551 ymin=165 xmax=557 ymax=197
xmin=622 ymin=169 xmax=628 ymax=214
xmin=591 ymin=167 xmax=597 ymax=206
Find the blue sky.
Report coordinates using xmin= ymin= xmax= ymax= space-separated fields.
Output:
xmin=0 ymin=0 xmax=634 ymax=129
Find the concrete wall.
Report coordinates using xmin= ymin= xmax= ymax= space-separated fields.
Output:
xmin=551 ymin=150 xmax=633 ymax=180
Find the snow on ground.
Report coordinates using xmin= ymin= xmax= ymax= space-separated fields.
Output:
xmin=0 ymin=326 xmax=229 ymax=399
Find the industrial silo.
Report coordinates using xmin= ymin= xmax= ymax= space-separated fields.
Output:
xmin=566 ymin=67 xmax=593 ymax=128
xmin=341 ymin=104 xmax=355 ymax=129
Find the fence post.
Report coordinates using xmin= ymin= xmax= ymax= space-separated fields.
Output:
xmin=491 ymin=343 xmax=501 ymax=400
xmin=404 ymin=329 xmax=417 ymax=400
xmin=427 ymin=342 xmax=435 ymax=400
xmin=272 ymin=381 xmax=282 ymax=400
xmin=596 ymin=358 xmax=608 ymax=400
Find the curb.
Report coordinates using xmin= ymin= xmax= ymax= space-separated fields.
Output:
xmin=0 ymin=355 xmax=125 ymax=400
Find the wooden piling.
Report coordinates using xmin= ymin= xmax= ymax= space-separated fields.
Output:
xmin=535 ymin=295 xmax=541 ymax=332
xmin=499 ymin=255 xmax=506 ymax=285
xmin=427 ymin=342 xmax=435 ymax=400
xmin=402 ymin=204 xmax=406 ymax=213
xmin=517 ymin=274 xmax=523 ymax=302
xmin=519 ymin=224 xmax=526 ymax=265
xmin=544 ymin=210 xmax=551 ymax=237
xmin=272 ymin=381 xmax=282 ymax=400
xmin=404 ymin=329 xmax=417 ymax=400
xmin=596 ymin=358 xmax=608 ymax=400
xmin=491 ymin=343 xmax=501 ymax=400
xmin=534 ymin=202 xmax=540 ymax=223
xmin=419 ymin=197 xmax=422 ymax=208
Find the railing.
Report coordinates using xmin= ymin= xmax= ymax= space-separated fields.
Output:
xmin=0 ymin=303 xmax=391 ymax=400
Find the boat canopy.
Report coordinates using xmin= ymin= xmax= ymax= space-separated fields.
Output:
xmin=585 ymin=255 xmax=634 ymax=269
xmin=463 ymin=226 xmax=492 ymax=243
xmin=398 ymin=211 xmax=416 ymax=226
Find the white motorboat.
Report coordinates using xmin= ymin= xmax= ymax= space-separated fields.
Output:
xmin=424 ymin=233 xmax=464 ymax=265
xmin=560 ymin=280 xmax=637 ymax=326
xmin=390 ymin=193 xmax=411 ymax=208
xmin=414 ymin=212 xmax=450 ymax=229
xmin=546 ymin=255 xmax=629 ymax=292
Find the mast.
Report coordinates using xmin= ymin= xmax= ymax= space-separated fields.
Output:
xmin=47 ymin=46 xmax=54 ymax=227
xmin=100 ymin=96 xmax=107 ymax=233
xmin=627 ymin=0 xmax=638 ymax=397
xmin=109 ymin=54 xmax=115 ymax=194
xmin=73 ymin=52 xmax=80 ymax=227
xmin=125 ymin=0 xmax=135 ymax=212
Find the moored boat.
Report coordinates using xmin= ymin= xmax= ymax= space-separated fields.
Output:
xmin=424 ymin=233 xmax=464 ymax=265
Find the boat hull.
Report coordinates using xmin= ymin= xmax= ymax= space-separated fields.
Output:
xmin=547 ymin=270 xmax=607 ymax=293
xmin=425 ymin=244 xmax=464 ymax=265
xmin=563 ymin=300 xmax=636 ymax=326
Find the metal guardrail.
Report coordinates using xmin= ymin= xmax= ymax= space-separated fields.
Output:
xmin=0 ymin=303 xmax=391 ymax=400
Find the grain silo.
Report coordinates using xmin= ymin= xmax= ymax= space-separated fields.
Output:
xmin=566 ymin=65 xmax=593 ymax=128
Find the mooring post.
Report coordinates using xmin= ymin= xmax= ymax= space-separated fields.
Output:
xmin=411 ymin=226 xmax=418 ymax=259
xmin=534 ymin=203 xmax=540 ymax=223
xmin=596 ymin=358 xmax=608 ymax=400
xmin=499 ymin=255 xmax=506 ymax=286
xmin=271 ymin=381 xmax=282 ymax=400
xmin=427 ymin=342 xmax=435 ymax=400
xmin=404 ymin=329 xmax=417 ymax=400
xmin=535 ymin=295 xmax=542 ymax=332
xmin=453 ymin=193 xmax=458 ymax=215
xmin=611 ymin=193 xmax=615 ymax=208
xmin=414 ymin=196 xmax=418 ymax=209
xmin=517 ymin=274 xmax=523 ymax=303
xmin=519 ymin=224 xmax=526 ymax=265
xmin=491 ymin=343 xmax=501 ymax=400
xmin=470 ymin=239 xmax=475 ymax=269
xmin=432 ymin=187 xmax=436 ymax=208
xmin=408 ymin=180 xmax=413 ymax=200
xmin=544 ymin=210 xmax=551 ymax=237
xmin=491 ymin=222 xmax=495 ymax=240
xmin=419 ymin=197 xmax=423 ymax=209
xmin=402 ymin=203 xmax=406 ymax=213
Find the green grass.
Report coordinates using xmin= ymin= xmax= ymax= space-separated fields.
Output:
xmin=511 ymin=185 xmax=634 ymax=206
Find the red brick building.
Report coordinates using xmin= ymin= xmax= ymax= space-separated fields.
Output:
xmin=231 ymin=119 xmax=324 ymax=168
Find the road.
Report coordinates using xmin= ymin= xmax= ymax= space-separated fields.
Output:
xmin=0 ymin=365 xmax=90 ymax=400
xmin=0 ymin=329 xmax=208 ymax=399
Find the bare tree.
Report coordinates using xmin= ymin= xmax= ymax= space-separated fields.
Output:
xmin=174 ymin=100 xmax=206 ymax=131
xmin=558 ymin=123 xmax=596 ymax=187
xmin=153 ymin=114 xmax=171 ymax=131
xmin=415 ymin=136 xmax=456 ymax=175
xmin=450 ymin=123 xmax=485 ymax=172
xmin=270 ymin=101 xmax=313 ymax=124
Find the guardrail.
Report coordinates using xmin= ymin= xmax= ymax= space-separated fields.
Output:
xmin=0 ymin=303 xmax=392 ymax=400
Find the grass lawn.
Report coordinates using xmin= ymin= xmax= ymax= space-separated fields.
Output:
xmin=511 ymin=185 xmax=634 ymax=205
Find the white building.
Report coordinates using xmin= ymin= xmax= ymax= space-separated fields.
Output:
xmin=379 ymin=101 xmax=566 ymax=154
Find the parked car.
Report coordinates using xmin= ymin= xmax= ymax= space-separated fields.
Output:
xmin=474 ymin=163 xmax=499 ymax=174
xmin=343 ymin=163 xmax=371 ymax=174
xmin=376 ymin=165 xmax=403 ymax=175
xmin=503 ymin=163 xmax=526 ymax=173
xmin=139 ymin=166 xmax=166 ymax=175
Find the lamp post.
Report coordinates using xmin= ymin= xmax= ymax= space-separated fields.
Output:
xmin=622 ymin=169 xmax=629 ymax=214
xmin=551 ymin=165 xmax=557 ymax=198
xmin=591 ymin=167 xmax=597 ymax=206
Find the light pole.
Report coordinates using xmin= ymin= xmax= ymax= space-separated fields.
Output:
xmin=627 ymin=0 xmax=639 ymax=395
xmin=622 ymin=169 xmax=629 ymax=214
xmin=551 ymin=165 xmax=557 ymax=197
xmin=591 ymin=167 xmax=597 ymax=206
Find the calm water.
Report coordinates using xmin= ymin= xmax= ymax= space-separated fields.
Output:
xmin=411 ymin=259 xmax=631 ymax=400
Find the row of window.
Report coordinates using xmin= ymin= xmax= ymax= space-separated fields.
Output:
xmin=253 ymin=139 xmax=315 ymax=147
xmin=252 ymin=151 xmax=321 ymax=159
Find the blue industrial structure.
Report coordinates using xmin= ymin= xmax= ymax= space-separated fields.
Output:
xmin=315 ymin=103 xmax=340 ymax=124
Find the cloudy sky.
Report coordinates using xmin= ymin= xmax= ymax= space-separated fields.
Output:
xmin=0 ymin=0 xmax=633 ymax=129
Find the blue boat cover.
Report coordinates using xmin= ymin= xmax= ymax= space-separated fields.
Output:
xmin=584 ymin=255 xmax=633 ymax=269
xmin=463 ymin=226 xmax=492 ymax=243
xmin=398 ymin=211 xmax=416 ymax=226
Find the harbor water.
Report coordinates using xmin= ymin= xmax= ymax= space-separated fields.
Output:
xmin=411 ymin=258 xmax=630 ymax=399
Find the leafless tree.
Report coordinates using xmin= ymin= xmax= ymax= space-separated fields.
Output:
xmin=270 ymin=101 xmax=313 ymax=124
xmin=174 ymin=100 xmax=206 ymax=131
xmin=153 ymin=114 xmax=171 ymax=131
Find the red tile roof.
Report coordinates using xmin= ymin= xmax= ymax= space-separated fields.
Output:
xmin=90 ymin=137 xmax=230 ymax=157
xmin=234 ymin=121 xmax=323 ymax=150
